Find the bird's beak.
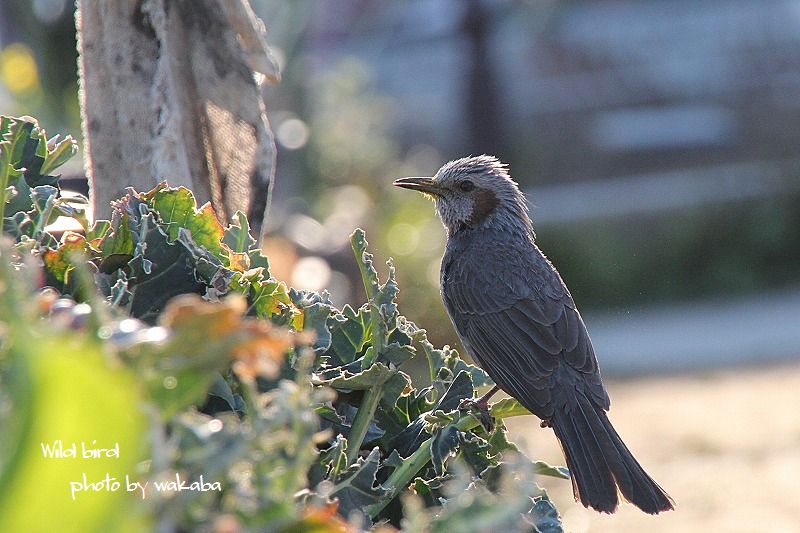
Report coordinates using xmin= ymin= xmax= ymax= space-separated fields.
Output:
xmin=392 ymin=177 xmax=443 ymax=197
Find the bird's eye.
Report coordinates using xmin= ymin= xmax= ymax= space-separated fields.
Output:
xmin=458 ymin=180 xmax=475 ymax=192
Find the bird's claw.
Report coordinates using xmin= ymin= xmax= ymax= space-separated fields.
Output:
xmin=539 ymin=419 xmax=552 ymax=428
xmin=458 ymin=396 xmax=487 ymax=410
xmin=459 ymin=397 xmax=495 ymax=433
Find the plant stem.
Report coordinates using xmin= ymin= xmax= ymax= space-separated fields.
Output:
xmin=32 ymin=196 xmax=57 ymax=240
xmin=345 ymin=229 xmax=391 ymax=465
xmin=365 ymin=433 xmax=432 ymax=517
xmin=345 ymin=382 xmax=384 ymax=465
xmin=351 ymin=229 xmax=379 ymax=301
xmin=66 ymin=251 xmax=107 ymax=335
xmin=0 ymin=147 xmax=9 ymax=224
xmin=369 ymin=306 xmax=384 ymax=357
xmin=366 ymin=401 xmax=532 ymax=519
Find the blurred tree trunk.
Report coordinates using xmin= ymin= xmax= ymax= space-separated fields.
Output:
xmin=75 ymin=0 xmax=280 ymax=239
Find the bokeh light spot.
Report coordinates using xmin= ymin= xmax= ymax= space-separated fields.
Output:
xmin=285 ymin=214 xmax=326 ymax=251
xmin=32 ymin=0 xmax=68 ymax=24
xmin=291 ymin=256 xmax=332 ymax=292
xmin=325 ymin=270 xmax=353 ymax=308
xmin=1 ymin=43 xmax=40 ymax=95
xmin=388 ymin=223 xmax=421 ymax=256
xmin=276 ymin=117 xmax=309 ymax=150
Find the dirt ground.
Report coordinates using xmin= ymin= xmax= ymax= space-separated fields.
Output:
xmin=504 ymin=363 xmax=800 ymax=533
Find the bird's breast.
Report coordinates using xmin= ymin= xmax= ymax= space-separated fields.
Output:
xmin=441 ymin=227 xmax=567 ymax=306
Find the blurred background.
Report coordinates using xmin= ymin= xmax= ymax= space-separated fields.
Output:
xmin=2 ymin=1 xmax=799 ymax=531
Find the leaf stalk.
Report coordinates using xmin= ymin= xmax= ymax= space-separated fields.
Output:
xmin=366 ymin=401 xmax=531 ymax=518
xmin=345 ymin=382 xmax=384 ymax=465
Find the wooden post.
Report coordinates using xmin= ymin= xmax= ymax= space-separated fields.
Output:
xmin=75 ymin=0 xmax=280 ymax=238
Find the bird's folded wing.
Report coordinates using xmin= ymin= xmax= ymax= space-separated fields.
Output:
xmin=442 ymin=256 xmax=609 ymax=416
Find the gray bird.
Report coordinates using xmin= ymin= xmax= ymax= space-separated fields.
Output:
xmin=394 ymin=155 xmax=674 ymax=514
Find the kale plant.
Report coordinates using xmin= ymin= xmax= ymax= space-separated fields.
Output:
xmin=0 ymin=116 xmax=566 ymax=532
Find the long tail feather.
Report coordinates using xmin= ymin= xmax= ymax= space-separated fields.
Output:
xmin=551 ymin=394 xmax=675 ymax=514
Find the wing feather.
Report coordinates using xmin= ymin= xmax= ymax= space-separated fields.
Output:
xmin=441 ymin=236 xmax=609 ymax=417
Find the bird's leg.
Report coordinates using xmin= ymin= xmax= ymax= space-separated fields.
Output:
xmin=459 ymin=385 xmax=500 ymax=432
xmin=459 ymin=384 xmax=499 ymax=410
xmin=476 ymin=385 xmax=500 ymax=409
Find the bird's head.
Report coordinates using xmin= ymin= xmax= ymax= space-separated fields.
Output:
xmin=393 ymin=155 xmax=532 ymax=236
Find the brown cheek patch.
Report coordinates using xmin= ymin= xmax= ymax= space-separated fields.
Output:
xmin=468 ymin=188 xmax=499 ymax=225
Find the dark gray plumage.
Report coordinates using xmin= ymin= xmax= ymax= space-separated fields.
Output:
xmin=394 ymin=155 xmax=674 ymax=514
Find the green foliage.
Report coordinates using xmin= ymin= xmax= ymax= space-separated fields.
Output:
xmin=0 ymin=116 xmax=566 ymax=532
xmin=0 ymin=253 xmax=148 ymax=533
xmin=0 ymin=115 xmax=81 ymax=246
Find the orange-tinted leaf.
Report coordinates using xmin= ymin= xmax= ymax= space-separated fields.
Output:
xmin=42 ymin=232 xmax=94 ymax=283
xmin=279 ymin=503 xmax=357 ymax=533
xmin=159 ymin=293 xmax=245 ymax=339
xmin=230 ymin=320 xmax=291 ymax=382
